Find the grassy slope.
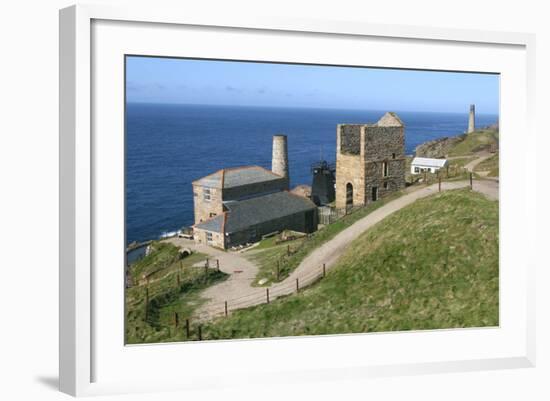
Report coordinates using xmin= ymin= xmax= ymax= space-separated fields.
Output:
xmin=131 ymin=242 xmax=180 ymax=281
xmin=447 ymin=129 xmax=498 ymax=157
xmin=125 ymin=242 xmax=228 ymax=344
xmin=245 ymin=191 xmax=405 ymax=286
xmin=475 ymin=153 xmax=499 ymax=177
xmin=448 ymin=156 xmax=476 ymax=168
xmin=203 ymin=189 xmax=499 ymax=340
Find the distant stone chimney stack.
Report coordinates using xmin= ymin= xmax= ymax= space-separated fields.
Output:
xmin=272 ymin=135 xmax=289 ymax=189
xmin=468 ymin=104 xmax=476 ymax=133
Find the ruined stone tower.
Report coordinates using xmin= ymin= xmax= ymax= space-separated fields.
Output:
xmin=468 ymin=104 xmax=476 ymax=133
xmin=272 ymin=134 xmax=289 ymax=189
xmin=335 ymin=112 xmax=406 ymax=209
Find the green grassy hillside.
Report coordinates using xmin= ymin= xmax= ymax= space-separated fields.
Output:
xmin=201 ymin=189 xmax=499 ymax=340
xmin=125 ymin=242 xmax=228 ymax=344
xmin=246 ymin=191 xmax=404 ymax=286
xmin=447 ymin=129 xmax=498 ymax=157
xmin=475 ymin=153 xmax=499 ymax=177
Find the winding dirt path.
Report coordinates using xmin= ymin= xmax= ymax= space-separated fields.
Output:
xmin=283 ymin=180 xmax=498 ymax=290
xmin=464 ymin=152 xmax=493 ymax=173
xmin=164 ymin=238 xmax=259 ymax=308
xmin=171 ymin=180 xmax=499 ymax=319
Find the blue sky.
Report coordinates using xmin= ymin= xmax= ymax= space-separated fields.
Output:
xmin=126 ymin=56 xmax=499 ymax=114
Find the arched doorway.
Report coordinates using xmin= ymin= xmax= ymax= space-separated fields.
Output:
xmin=346 ymin=183 xmax=353 ymax=208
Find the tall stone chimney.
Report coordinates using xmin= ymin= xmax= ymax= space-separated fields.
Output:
xmin=272 ymin=134 xmax=289 ymax=189
xmin=468 ymin=104 xmax=476 ymax=133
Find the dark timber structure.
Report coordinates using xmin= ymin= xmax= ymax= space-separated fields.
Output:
xmin=310 ymin=160 xmax=336 ymax=206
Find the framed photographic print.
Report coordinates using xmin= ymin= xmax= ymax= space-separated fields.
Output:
xmin=59 ymin=4 xmax=536 ymax=396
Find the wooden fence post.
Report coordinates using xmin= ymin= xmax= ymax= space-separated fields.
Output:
xmin=185 ymin=319 xmax=190 ymax=338
xmin=198 ymin=325 xmax=202 ymax=341
xmin=174 ymin=312 xmax=179 ymax=329
xmin=224 ymin=301 xmax=228 ymax=317
xmin=216 ymin=259 xmax=220 ymax=271
xmin=177 ymin=273 xmax=180 ymax=286
xmin=276 ymin=261 xmax=280 ymax=281
xmin=470 ymin=172 xmax=473 ymax=189
xmin=296 ymin=278 xmax=299 ymax=292
xmin=446 ymin=165 xmax=449 ymax=178
xmin=266 ymin=288 xmax=270 ymax=304
xmin=438 ymin=174 xmax=441 ymax=192
xmin=287 ymin=244 xmax=290 ymax=256
xmin=323 ymin=263 xmax=326 ymax=278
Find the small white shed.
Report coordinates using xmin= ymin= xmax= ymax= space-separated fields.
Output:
xmin=411 ymin=157 xmax=448 ymax=174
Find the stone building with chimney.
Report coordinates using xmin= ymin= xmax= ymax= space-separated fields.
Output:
xmin=192 ymin=135 xmax=318 ymax=249
xmin=335 ymin=112 xmax=406 ymax=209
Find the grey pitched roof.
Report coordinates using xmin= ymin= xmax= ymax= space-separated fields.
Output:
xmin=224 ymin=191 xmax=316 ymax=233
xmin=194 ymin=191 xmax=316 ymax=234
xmin=194 ymin=214 xmax=224 ymax=233
xmin=193 ymin=166 xmax=283 ymax=189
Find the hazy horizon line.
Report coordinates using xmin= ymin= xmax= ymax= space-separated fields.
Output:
xmin=126 ymin=101 xmax=499 ymax=116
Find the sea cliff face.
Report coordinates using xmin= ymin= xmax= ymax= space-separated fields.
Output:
xmin=414 ymin=134 xmax=466 ymax=158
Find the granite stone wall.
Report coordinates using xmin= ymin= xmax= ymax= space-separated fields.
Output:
xmin=192 ymin=185 xmax=224 ymax=224
xmin=193 ymin=227 xmax=225 ymax=249
xmin=340 ymin=125 xmax=362 ymax=155
xmin=335 ymin=153 xmax=365 ymax=209
xmin=363 ymin=126 xmax=404 ymax=161
xmin=335 ymin=122 xmax=405 ymax=208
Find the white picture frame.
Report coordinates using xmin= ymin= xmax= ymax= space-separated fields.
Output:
xmin=59 ymin=4 xmax=536 ymax=397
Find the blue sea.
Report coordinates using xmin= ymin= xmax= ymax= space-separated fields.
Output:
xmin=126 ymin=103 xmax=498 ymax=245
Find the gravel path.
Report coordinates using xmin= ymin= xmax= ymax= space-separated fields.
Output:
xmin=169 ymin=179 xmax=499 ymax=319
xmin=281 ymin=180 xmax=498 ymax=296
xmin=464 ymin=152 xmax=493 ymax=172
xmin=164 ymin=238 xmax=259 ymax=315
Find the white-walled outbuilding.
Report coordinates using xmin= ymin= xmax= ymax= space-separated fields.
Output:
xmin=411 ymin=157 xmax=448 ymax=174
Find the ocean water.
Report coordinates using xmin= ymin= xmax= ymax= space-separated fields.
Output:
xmin=126 ymin=103 xmax=498 ymax=245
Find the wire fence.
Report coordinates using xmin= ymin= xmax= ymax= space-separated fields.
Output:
xmin=194 ymin=261 xmax=327 ymax=321
xmin=134 ymin=255 xmax=330 ymax=341
xmin=156 ymin=271 xmax=499 ymax=341
xmin=134 ymin=171 xmax=481 ymax=341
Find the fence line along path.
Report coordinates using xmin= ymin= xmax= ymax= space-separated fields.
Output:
xmin=194 ymin=179 xmax=499 ymax=320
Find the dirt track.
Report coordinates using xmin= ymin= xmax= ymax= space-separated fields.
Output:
xmin=169 ymin=179 xmax=499 ymax=318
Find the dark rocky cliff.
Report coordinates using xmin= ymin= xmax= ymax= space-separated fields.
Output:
xmin=414 ymin=134 xmax=466 ymax=158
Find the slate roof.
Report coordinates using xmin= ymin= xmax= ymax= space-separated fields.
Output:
xmin=193 ymin=214 xmax=224 ymax=233
xmin=194 ymin=191 xmax=316 ymax=234
xmin=192 ymin=166 xmax=283 ymax=189
xmin=411 ymin=157 xmax=448 ymax=168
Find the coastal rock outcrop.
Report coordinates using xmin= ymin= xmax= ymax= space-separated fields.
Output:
xmin=414 ymin=134 xmax=466 ymax=158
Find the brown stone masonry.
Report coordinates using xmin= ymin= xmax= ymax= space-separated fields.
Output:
xmin=335 ymin=113 xmax=405 ymax=209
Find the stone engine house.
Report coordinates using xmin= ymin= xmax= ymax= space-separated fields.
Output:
xmin=335 ymin=112 xmax=406 ymax=209
xmin=192 ymin=136 xmax=318 ymax=249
